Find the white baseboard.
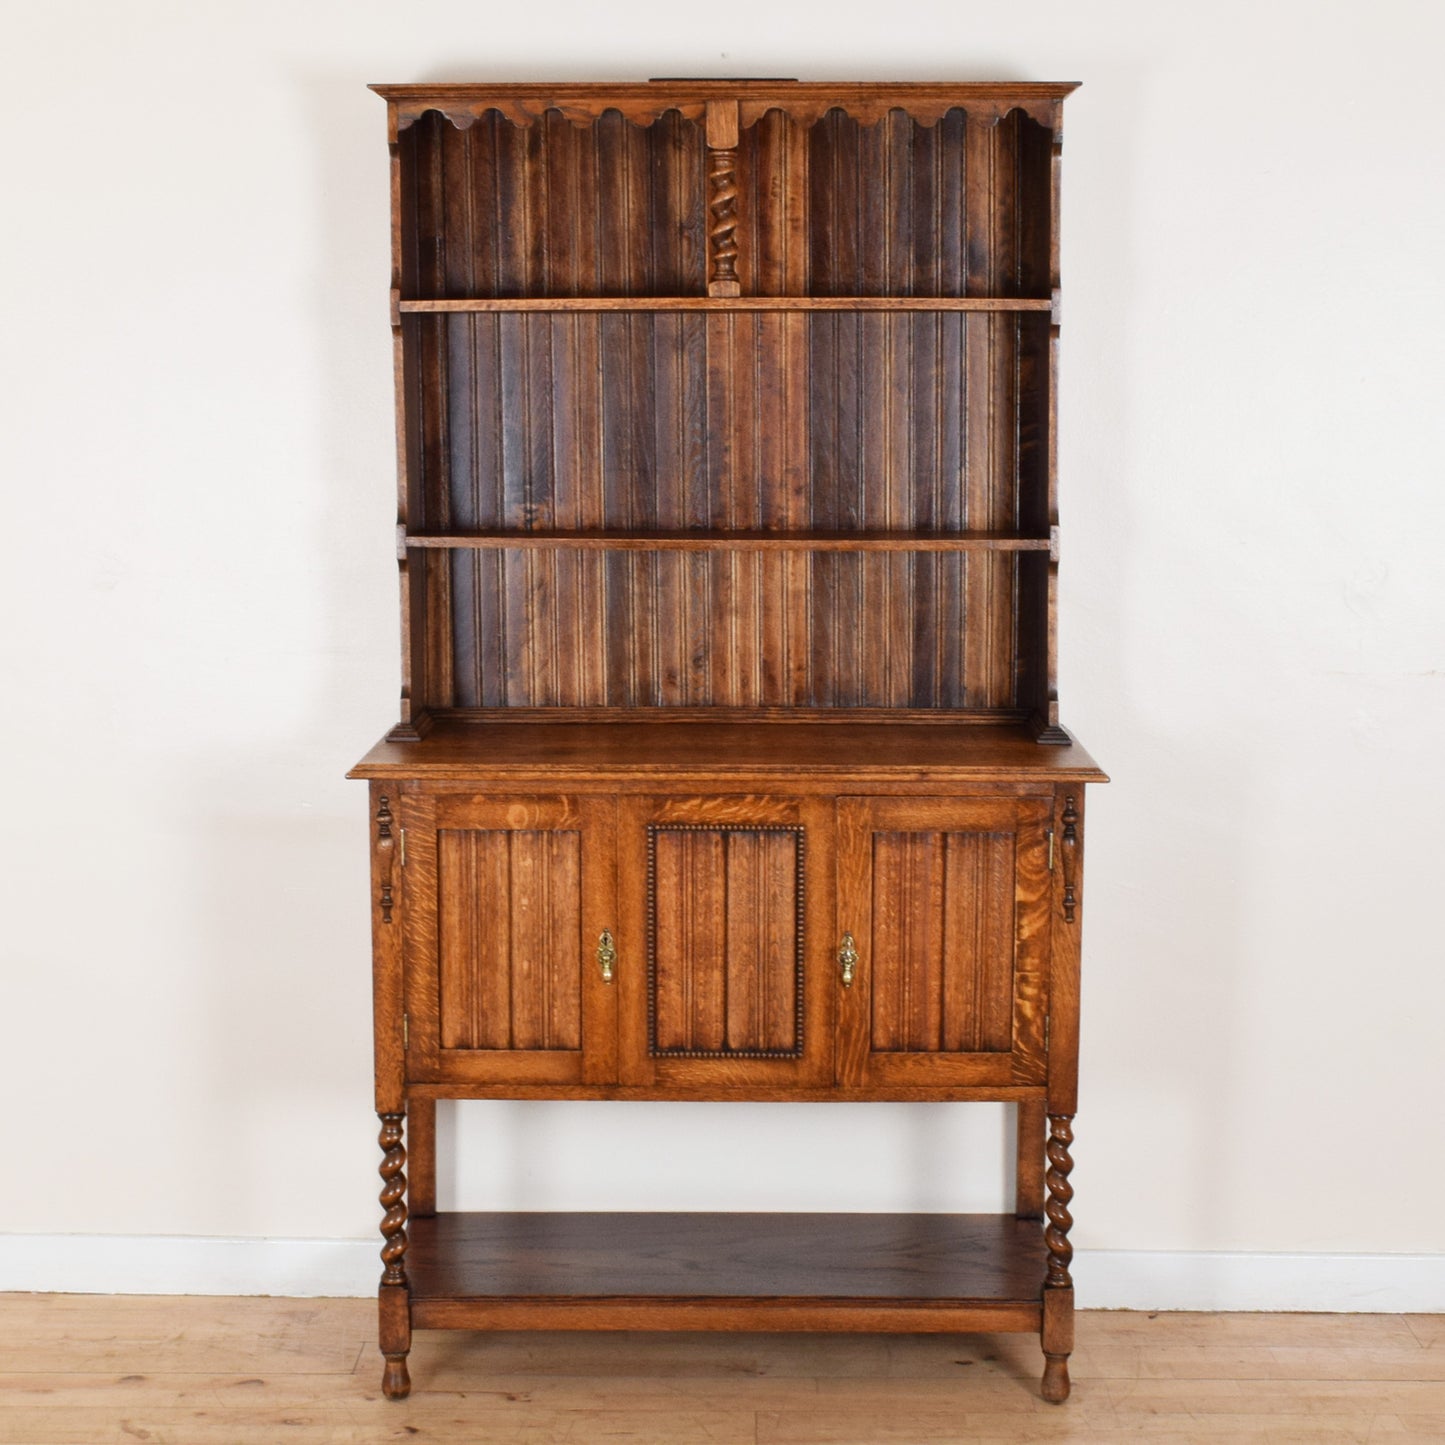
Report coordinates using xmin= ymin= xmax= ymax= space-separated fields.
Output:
xmin=1076 ymin=1249 xmax=1445 ymax=1312
xmin=1 ymin=1234 xmax=1442 ymax=1311
xmin=0 ymin=1234 xmax=376 ymax=1298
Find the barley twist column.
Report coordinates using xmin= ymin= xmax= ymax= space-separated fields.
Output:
xmin=1041 ymin=1113 xmax=1075 ymax=1402
xmin=1044 ymin=1114 xmax=1074 ymax=1287
xmin=708 ymin=147 xmax=740 ymax=290
xmin=377 ymin=1112 xmax=411 ymax=1398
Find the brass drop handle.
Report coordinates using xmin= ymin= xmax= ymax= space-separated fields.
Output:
xmin=597 ymin=929 xmax=616 ymax=984
xmin=838 ymin=931 xmax=858 ymax=988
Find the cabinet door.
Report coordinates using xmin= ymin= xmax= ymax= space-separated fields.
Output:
xmin=836 ymin=796 xmax=1051 ymax=1088
xmin=401 ymin=793 xmax=617 ymax=1085
xmin=617 ymin=796 xmax=834 ymax=1089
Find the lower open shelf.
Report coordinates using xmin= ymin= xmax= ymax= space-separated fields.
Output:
xmin=406 ymin=1212 xmax=1046 ymax=1333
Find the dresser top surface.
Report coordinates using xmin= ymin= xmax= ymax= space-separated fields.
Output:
xmin=349 ymin=721 xmax=1105 ymax=783
xmin=370 ymin=80 xmax=1080 ymax=101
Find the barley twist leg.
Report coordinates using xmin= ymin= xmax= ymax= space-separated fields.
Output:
xmin=1041 ymin=1114 xmax=1075 ymax=1403
xmin=378 ymin=1112 xmax=411 ymax=1399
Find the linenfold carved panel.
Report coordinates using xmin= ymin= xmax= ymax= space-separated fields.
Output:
xmin=647 ymin=824 xmax=805 ymax=1058
xmin=869 ymin=829 xmax=1017 ymax=1053
xmin=437 ymin=828 xmax=583 ymax=1051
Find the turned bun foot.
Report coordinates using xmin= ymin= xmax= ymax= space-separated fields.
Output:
xmin=381 ymin=1353 xmax=411 ymax=1400
xmin=1041 ymin=1352 xmax=1071 ymax=1403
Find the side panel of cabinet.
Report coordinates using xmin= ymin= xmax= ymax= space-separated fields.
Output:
xmin=401 ymin=793 xmax=617 ymax=1085
xmin=617 ymin=795 xmax=835 ymax=1088
xmin=836 ymin=796 xmax=1051 ymax=1088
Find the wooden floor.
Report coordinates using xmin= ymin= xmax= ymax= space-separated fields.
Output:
xmin=0 ymin=1296 xmax=1441 ymax=1443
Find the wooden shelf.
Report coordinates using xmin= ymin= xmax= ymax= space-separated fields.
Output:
xmin=349 ymin=718 xmax=1106 ymax=781
xmin=406 ymin=1212 xmax=1047 ymax=1331
xmin=399 ymin=296 xmax=1054 ymax=314
xmin=401 ymin=530 xmax=1054 ymax=553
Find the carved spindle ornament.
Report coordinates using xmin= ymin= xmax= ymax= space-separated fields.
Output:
xmin=378 ymin=1113 xmax=408 ymax=1287
xmin=377 ymin=795 xmax=396 ymax=925
xmin=1044 ymin=1114 xmax=1075 ymax=1289
xmin=708 ymin=148 xmax=740 ymax=287
xmin=1061 ymin=795 xmax=1078 ymax=924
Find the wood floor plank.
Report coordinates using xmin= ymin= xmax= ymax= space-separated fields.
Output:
xmin=1405 ymin=1316 xmax=1445 ymax=1348
xmin=756 ymin=1406 xmax=1120 ymax=1444
xmin=0 ymin=1295 xmax=369 ymax=1375
xmin=884 ymin=1331 xmax=1045 ymax=1376
xmin=757 ymin=1412 xmax=1385 ymax=1444
xmin=1075 ymin=1343 xmax=1445 ymax=1382
xmin=1383 ymin=1417 xmax=1445 ymax=1438
xmin=1100 ymin=1377 xmax=1445 ymax=1413
xmin=802 ymin=1375 xmax=1098 ymax=1413
xmin=0 ymin=1407 xmax=375 ymax=1445
xmin=0 ymin=1405 xmax=759 ymax=1445
xmin=2 ymin=1296 xmax=1443 ymax=1445
xmin=0 ymin=1373 xmax=391 ymax=1408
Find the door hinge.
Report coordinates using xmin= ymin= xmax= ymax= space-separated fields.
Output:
xmin=399 ymin=829 xmax=407 ymax=866
xmin=1047 ymin=829 xmax=1055 ymax=871
xmin=403 ymin=1012 xmax=409 ymax=1051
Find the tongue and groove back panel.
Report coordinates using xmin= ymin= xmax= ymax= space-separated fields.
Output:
xmin=398 ymin=106 xmax=1050 ymax=297
xmin=419 ymin=308 xmax=1048 ymax=710
xmin=389 ymin=90 xmax=1060 ymax=721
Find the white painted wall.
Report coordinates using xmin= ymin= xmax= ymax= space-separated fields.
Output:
xmin=2 ymin=1 xmax=1442 ymax=1301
